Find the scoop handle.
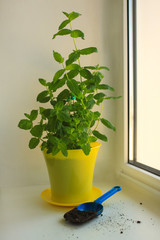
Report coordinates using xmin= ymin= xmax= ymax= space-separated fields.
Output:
xmin=94 ymin=186 xmax=121 ymax=204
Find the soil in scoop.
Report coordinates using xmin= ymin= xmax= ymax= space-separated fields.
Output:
xmin=64 ymin=208 xmax=97 ymax=223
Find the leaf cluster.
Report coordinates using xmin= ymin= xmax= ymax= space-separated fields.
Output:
xmin=18 ymin=11 xmax=121 ymax=157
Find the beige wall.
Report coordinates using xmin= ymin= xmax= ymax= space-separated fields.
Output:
xmin=0 ymin=0 xmax=123 ymax=187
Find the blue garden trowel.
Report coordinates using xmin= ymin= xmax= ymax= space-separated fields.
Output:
xmin=64 ymin=186 xmax=121 ymax=223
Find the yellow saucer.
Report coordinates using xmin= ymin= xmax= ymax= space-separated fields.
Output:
xmin=41 ymin=186 xmax=102 ymax=207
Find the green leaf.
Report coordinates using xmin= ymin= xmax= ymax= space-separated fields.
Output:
xmin=41 ymin=141 xmax=47 ymax=151
xmin=100 ymin=118 xmax=116 ymax=131
xmin=46 ymin=117 xmax=57 ymax=132
xmin=29 ymin=138 xmax=40 ymax=149
xmin=30 ymin=110 xmax=38 ymax=121
xmin=91 ymin=76 xmax=101 ymax=87
xmin=90 ymin=120 xmax=95 ymax=127
xmin=53 ymin=69 xmax=65 ymax=83
xmin=86 ymin=99 xmax=95 ymax=109
xmin=52 ymin=145 xmax=60 ymax=156
xmin=55 ymin=78 xmax=66 ymax=91
xmin=67 ymin=69 xmax=79 ymax=79
xmin=24 ymin=113 xmax=30 ymax=119
xmin=70 ymin=30 xmax=84 ymax=39
xmin=41 ymin=96 xmax=50 ymax=103
xmin=39 ymin=107 xmax=45 ymax=114
xmin=18 ymin=119 xmax=32 ymax=130
xmin=61 ymin=148 xmax=68 ymax=157
xmin=79 ymin=132 xmax=88 ymax=143
xmin=57 ymin=89 xmax=70 ymax=101
xmin=30 ymin=125 xmax=43 ymax=138
xmin=50 ymin=77 xmax=66 ymax=92
xmin=59 ymin=141 xmax=68 ymax=157
xmin=65 ymin=64 xmax=81 ymax=71
xmin=105 ymin=96 xmax=122 ymax=100
xmin=88 ymin=136 xmax=97 ymax=143
xmin=98 ymin=84 xmax=114 ymax=91
xmin=37 ymin=90 xmax=50 ymax=103
xmin=80 ymin=69 xmax=92 ymax=79
xmin=96 ymin=98 xmax=104 ymax=105
xmin=93 ymin=111 xmax=101 ymax=120
xmin=67 ymin=79 xmax=83 ymax=99
xmin=53 ymin=51 xmax=64 ymax=63
xmin=52 ymin=29 xmax=71 ymax=39
xmin=62 ymin=11 xmax=69 ymax=18
xmin=58 ymin=19 xmax=70 ymax=30
xmin=86 ymin=94 xmax=94 ymax=101
xmin=64 ymin=126 xmax=74 ymax=135
xmin=79 ymin=47 xmax=98 ymax=55
xmin=66 ymin=51 xmax=80 ymax=66
xmin=95 ymin=71 xmax=104 ymax=80
xmin=57 ymin=111 xmax=70 ymax=122
xmin=49 ymin=135 xmax=59 ymax=145
xmin=68 ymin=12 xmax=81 ymax=21
xmin=98 ymin=66 xmax=110 ymax=71
xmin=49 ymin=109 xmax=56 ymax=117
xmin=42 ymin=109 xmax=52 ymax=118
xmin=86 ymin=84 xmax=96 ymax=92
xmin=86 ymin=111 xmax=93 ymax=121
xmin=94 ymin=92 xmax=106 ymax=100
xmin=84 ymin=66 xmax=97 ymax=70
xmin=73 ymin=117 xmax=80 ymax=125
xmin=38 ymin=78 xmax=47 ymax=86
xmin=55 ymin=101 xmax=64 ymax=111
xmin=92 ymin=130 xmax=108 ymax=142
xmin=82 ymin=143 xmax=91 ymax=155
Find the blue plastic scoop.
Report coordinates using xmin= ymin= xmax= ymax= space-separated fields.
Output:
xmin=64 ymin=186 xmax=121 ymax=223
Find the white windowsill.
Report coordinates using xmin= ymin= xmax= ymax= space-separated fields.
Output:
xmin=119 ymin=163 xmax=160 ymax=194
xmin=1 ymin=181 xmax=160 ymax=240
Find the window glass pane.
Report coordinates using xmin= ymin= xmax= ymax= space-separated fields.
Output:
xmin=136 ymin=0 xmax=160 ymax=170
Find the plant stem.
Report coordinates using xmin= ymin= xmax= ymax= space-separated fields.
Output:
xmin=47 ymin=86 xmax=54 ymax=100
xmin=69 ymin=22 xmax=86 ymax=109
xmin=69 ymin=22 xmax=82 ymax=83
xmin=93 ymin=103 xmax=103 ymax=131
xmin=62 ymin=63 xmax=69 ymax=80
xmin=69 ymin=22 xmax=77 ymax=50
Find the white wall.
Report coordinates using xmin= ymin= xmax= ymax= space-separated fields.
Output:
xmin=0 ymin=0 xmax=123 ymax=187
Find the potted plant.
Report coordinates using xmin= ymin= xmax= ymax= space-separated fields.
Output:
xmin=18 ymin=11 xmax=120 ymax=206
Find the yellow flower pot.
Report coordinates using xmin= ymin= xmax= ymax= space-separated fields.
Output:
xmin=43 ymin=142 xmax=101 ymax=204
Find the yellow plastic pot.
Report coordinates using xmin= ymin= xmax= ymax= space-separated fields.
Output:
xmin=43 ymin=142 xmax=101 ymax=204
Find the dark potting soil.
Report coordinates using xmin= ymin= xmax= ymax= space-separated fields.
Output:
xmin=64 ymin=208 xmax=97 ymax=223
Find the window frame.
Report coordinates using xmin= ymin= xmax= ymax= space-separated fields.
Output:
xmin=119 ymin=0 xmax=160 ymax=192
xmin=127 ymin=0 xmax=160 ymax=177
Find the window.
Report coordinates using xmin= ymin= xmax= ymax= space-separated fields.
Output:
xmin=128 ymin=0 xmax=160 ymax=176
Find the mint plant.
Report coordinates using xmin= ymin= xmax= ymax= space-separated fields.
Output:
xmin=18 ymin=11 xmax=120 ymax=157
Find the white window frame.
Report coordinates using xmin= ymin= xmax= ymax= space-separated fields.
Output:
xmin=127 ymin=0 xmax=160 ymax=176
xmin=118 ymin=0 xmax=160 ymax=192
